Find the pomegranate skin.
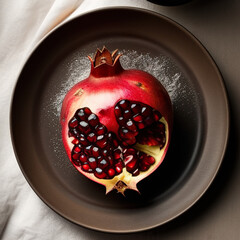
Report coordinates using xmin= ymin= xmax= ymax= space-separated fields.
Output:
xmin=61 ymin=69 xmax=172 ymax=136
xmin=60 ymin=47 xmax=173 ymax=194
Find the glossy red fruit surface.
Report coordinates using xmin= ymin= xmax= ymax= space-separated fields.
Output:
xmin=61 ymin=47 xmax=172 ymax=194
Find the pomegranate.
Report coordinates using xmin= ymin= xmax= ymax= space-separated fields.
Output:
xmin=60 ymin=47 xmax=172 ymax=195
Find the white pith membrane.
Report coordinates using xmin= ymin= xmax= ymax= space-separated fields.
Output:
xmin=70 ymin=117 xmax=169 ymax=194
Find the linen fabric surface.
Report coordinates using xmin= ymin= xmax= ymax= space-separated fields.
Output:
xmin=0 ymin=0 xmax=152 ymax=239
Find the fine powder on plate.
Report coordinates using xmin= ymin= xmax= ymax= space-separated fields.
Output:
xmin=51 ymin=49 xmax=183 ymax=117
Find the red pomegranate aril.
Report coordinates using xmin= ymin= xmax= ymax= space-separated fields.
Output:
xmin=118 ymin=128 xmax=128 ymax=139
xmin=84 ymin=145 xmax=93 ymax=155
xmin=76 ymin=109 xmax=86 ymax=120
xmin=71 ymin=138 xmax=79 ymax=145
xmin=125 ymin=156 xmax=138 ymax=173
xmin=108 ymin=132 xmax=119 ymax=148
xmin=113 ymin=149 xmax=121 ymax=160
xmin=72 ymin=153 xmax=80 ymax=160
xmin=70 ymin=128 xmax=80 ymax=138
xmin=73 ymin=145 xmax=81 ymax=153
xmin=108 ymin=168 xmax=116 ymax=178
xmin=83 ymin=107 xmax=92 ymax=116
xmin=153 ymin=110 xmax=161 ymax=121
xmin=88 ymin=113 xmax=99 ymax=126
xmin=87 ymin=132 xmax=97 ymax=142
xmin=141 ymin=106 xmax=151 ymax=117
xmin=79 ymin=153 xmax=87 ymax=163
xmin=82 ymin=163 xmax=91 ymax=172
xmin=98 ymin=159 xmax=108 ymax=169
xmin=122 ymin=138 xmax=136 ymax=146
xmin=132 ymin=168 xmax=140 ymax=176
xmin=139 ymin=163 xmax=150 ymax=171
xmin=149 ymin=137 xmax=161 ymax=146
xmin=79 ymin=135 xmax=88 ymax=146
xmin=96 ymin=134 xmax=104 ymax=141
xmin=123 ymin=109 xmax=132 ymax=119
xmin=108 ymin=156 xmax=114 ymax=166
xmin=130 ymin=103 xmax=141 ymax=114
xmin=115 ymin=161 xmax=124 ymax=173
xmin=102 ymin=149 xmax=110 ymax=157
xmin=107 ymin=132 xmax=114 ymax=139
xmin=124 ymin=155 xmax=133 ymax=165
xmin=118 ymin=100 xmax=129 ymax=109
xmin=92 ymin=146 xmax=100 ymax=157
xmin=114 ymin=105 xmax=122 ymax=117
xmin=72 ymin=158 xmax=81 ymax=166
xmin=87 ymin=168 xmax=93 ymax=173
xmin=126 ymin=120 xmax=137 ymax=132
xmin=119 ymin=128 xmax=136 ymax=139
xmin=139 ymin=152 xmax=155 ymax=167
xmin=123 ymin=148 xmax=136 ymax=156
xmin=115 ymin=166 xmax=122 ymax=174
xmin=96 ymin=135 xmax=107 ymax=148
xmin=69 ymin=117 xmax=78 ymax=128
xmin=133 ymin=114 xmax=143 ymax=122
xmin=147 ymin=156 xmax=155 ymax=165
xmin=78 ymin=121 xmax=91 ymax=134
xmin=94 ymin=168 xmax=107 ymax=179
xmin=137 ymin=135 xmax=159 ymax=146
xmin=130 ymin=130 xmax=138 ymax=137
xmin=118 ymin=116 xmax=125 ymax=125
xmin=137 ymin=122 xmax=145 ymax=129
xmin=140 ymin=157 xmax=151 ymax=167
xmin=113 ymin=139 xmax=119 ymax=148
xmin=95 ymin=124 xmax=107 ymax=135
xmin=107 ymin=132 xmax=116 ymax=141
xmin=88 ymin=157 xmax=97 ymax=169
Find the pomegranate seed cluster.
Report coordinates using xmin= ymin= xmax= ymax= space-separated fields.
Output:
xmin=68 ymin=100 xmax=166 ymax=179
xmin=115 ymin=100 xmax=166 ymax=147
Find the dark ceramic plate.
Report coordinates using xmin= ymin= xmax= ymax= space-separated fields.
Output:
xmin=147 ymin=0 xmax=192 ymax=6
xmin=10 ymin=7 xmax=229 ymax=233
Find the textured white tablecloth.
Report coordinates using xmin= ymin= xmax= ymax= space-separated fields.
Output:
xmin=4 ymin=0 xmax=240 ymax=239
xmin=0 ymin=0 xmax=158 ymax=239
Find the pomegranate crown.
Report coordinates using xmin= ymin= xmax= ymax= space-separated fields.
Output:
xmin=88 ymin=46 xmax=123 ymax=77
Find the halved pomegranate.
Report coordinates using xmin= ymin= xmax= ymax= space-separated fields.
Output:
xmin=60 ymin=47 xmax=172 ymax=194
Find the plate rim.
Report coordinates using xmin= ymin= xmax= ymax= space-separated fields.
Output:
xmin=10 ymin=6 xmax=229 ymax=233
